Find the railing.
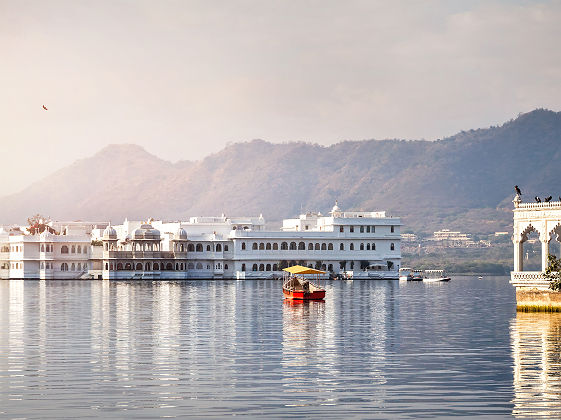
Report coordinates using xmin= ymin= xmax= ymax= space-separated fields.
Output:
xmin=516 ymin=201 xmax=561 ymax=210
xmin=510 ymin=271 xmax=551 ymax=289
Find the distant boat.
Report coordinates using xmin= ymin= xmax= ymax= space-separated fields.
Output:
xmin=478 ymin=276 xmax=483 ymax=280
xmin=423 ymin=269 xmax=451 ymax=282
xmin=282 ymin=265 xmax=326 ymax=300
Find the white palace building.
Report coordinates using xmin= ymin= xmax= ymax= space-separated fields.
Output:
xmin=0 ymin=203 xmax=401 ymax=280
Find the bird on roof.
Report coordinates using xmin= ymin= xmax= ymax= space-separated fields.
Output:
xmin=514 ymin=185 xmax=521 ymax=195
xmin=42 ymin=105 xmax=48 ymax=110
xmin=545 ymin=196 xmax=552 ymax=202
xmin=535 ymin=196 xmax=541 ymax=203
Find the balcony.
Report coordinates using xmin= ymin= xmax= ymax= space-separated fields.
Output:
xmin=510 ymin=271 xmax=551 ymax=290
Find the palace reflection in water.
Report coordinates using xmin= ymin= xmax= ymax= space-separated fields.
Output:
xmin=511 ymin=311 xmax=561 ymax=417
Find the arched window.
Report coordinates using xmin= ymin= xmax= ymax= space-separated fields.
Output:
xmin=390 ymin=243 xmax=395 ymax=251
xmin=77 ymin=245 xmax=81 ymax=253
xmin=61 ymin=246 xmax=69 ymax=254
xmin=273 ymin=264 xmax=278 ymax=271
xmin=136 ymin=263 xmax=143 ymax=270
xmin=340 ymin=243 xmax=344 ymax=251
xmin=224 ymin=245 xmax=229 ymax=251
xmin=61 ymin=263 xmax=68 ymax=271
xmin=206 ymin=264 xmax=211 ymax=270
xmin=167 ymin=263 xmax=173 ymax=270
xmin=315 ymin=243 xmax=320 ymax=250
xmin=188 ymin=244 xmax=195 ymax=252
xmin=298 ymin=242 xmax=305 ymax=250
xmin=281 ymin=242 xmax=288 ymax=250
xmin=196 ymin=263 xmax=203 ymax=269
xmin=105 ymin=263 xmax=108 ymax=270
xmin=360 ymin=226 xmax=364 ymax=233
xmin=321 ymin=243 xmax=326 ymax=250
xmin=350 ymin=226 xmax=354 ymax=233
xmin=180 ymin=244 xmax=184 ymax=252
xmin=252 ymin=264 xmax=258 ymax=271
xmin=372 ymin=243 xmax=376 ymax=250
xmin=40 ymin=244 xmax=45 ymax=252
xmin=360 ymin=243 xmax=364 ymax=250
xmin=266 ymin=264 xmax=271 ymax=271
xmin=216 ymin=244 xmax=222 ymax=252
xmin=188 ymin=263 xmax=194 ymax=269
xmin=391 ymin=226 xmax=395 ymax=233
xmin=253 ymin=243 xmax=258 ymax=250
xmin=146 ymin=262 xmax=151 ymax=271
xmin=206 ymin=245 xmax=211 ymax=252
xmin=71 ymin=245 xmax=76 ymax=254
xmin=266 ymin=243 xmax=272 ymax=250
xmin=308 ymin=243 xmax=313 ymax=250
xmin=328 ymin=264 xmax=333 ymax=271
xmin=125 ymin=263 xmax=132 ymax=270
xmin=367 ymin=244 xmax=371 ymax=250
xmin=328 ymin=243 xmax=333 ymax=250
xmin=367 ymin=226 xmax=371 ymax=233
xmin=350 ymin=243 xmax=354 ymax=250
xmin=241 ymin=242 xmax=246 ymax=250
xmin=241 ymin=263 xmax=246 ymax=271
xmin=196 ymin=244 xmax=203 ymax=252
xmin=259 ymin=243 xmax=264 ymax=250
xmin=273 ymin=243 xmax=278 ymax=250
xmin=290 ymin=242 xmax=297 ymax=250
xmin=224 ymin=264 xmax=228 ymax=270
xmin=154 ymin=263 xmax=160 ymax=270
xmin=40 ymin=262 xmax=45 ymax=269
xmin=110 ymin=263 xmax=114 ymax=270
xmin=259 ymin=264 xmax=264 ymax=271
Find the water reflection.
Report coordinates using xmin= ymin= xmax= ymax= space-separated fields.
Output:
xmin=511 ymin=312 xmax=561 ymax=417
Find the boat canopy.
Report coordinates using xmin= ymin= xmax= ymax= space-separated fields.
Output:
xmin=283 ymin=265 xmax=326 ymax=275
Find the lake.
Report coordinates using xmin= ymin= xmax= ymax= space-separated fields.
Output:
xmin=1 ymin=277 xmax=560 ymax=418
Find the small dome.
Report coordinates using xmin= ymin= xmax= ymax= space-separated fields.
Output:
xmin=133 ymin=228 xmax=144 ymax=239
xmin=103 ymin=225 xmax=117 ymax=239
xmin=332 ymin=200 xmax=341 ymax=213
xmin=175 ymin=228 xmax=187 ymax=240
xmin=144 ymin=228 xmax=160 ymax=240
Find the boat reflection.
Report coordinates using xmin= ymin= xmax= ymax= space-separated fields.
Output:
xmin=511 ymin=311 xmax=561 ymax=417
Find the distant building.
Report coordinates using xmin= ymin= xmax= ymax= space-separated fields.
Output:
xmin=428 ymin=229 xmax=477 ymax=248
xmin=400 ymin=233 xmax=418 ymax=242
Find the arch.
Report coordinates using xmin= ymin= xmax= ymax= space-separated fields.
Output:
xmin=273 ymin=264 xmax=278 ymax=271
xmin=136 ymin=263 xmax=143 ymax=270
xmin=242 ymin=242 xmax=246 ymax=250
xmin=206 ymin=245 xmax=211 ymax=252
xmin=360 ymin=243 xmax=364 ymax=251
xmin=188 ymin=243 xmax=195 ymax=252
xmin=180 ymin=244 xmax=185 ymax=252
xmin=281 ymin=242 xmax=288 ymax=250
xmin=350 ymin=243 xmax=354 ymax=250
xmin=180 ymin=263 xmax=184 ymax=270
xmin=71 ymin=245 xmax=76 ymax=254
xmin=328 ymin=263 xmax=333 ymax=272
xmin=273 ymin=243 xmax=278 ymax=250
xmin=328 ymin=243 xmax=333 ymax=250
xmin=315 ymin=243 xmax=320 ymax=250
xmin=196 ymin=243 xmax=203 ymax=252
xmin=77 ymin=245 xmax=81 ymax=253
xmin=372 ymin=243 xmax=376 ymax=250
xmin=290 ymin=242 xmax=297 ymax=250
xmin=390 ymin=243 xmax=395 ymax=251
xmin=188 ymin=263 xmax=194 ymax=269
xmin=196 ymin=262 xmax=203 ymax=269
xmin=61 ymin=263 xmax=68 ymax=271
xmin=321 ymin=243 xmax=327 ymax=250
xmin=259 ymin=263 xmax=264 ymax=271
xmin=146 ymin=262 xmax=151 ymax=271
xmin=154 ymin=262 xmax=160 ymax=270
xmin=519 ymin=224 xmax=541 ymax=242
xmin=61 ymin=245 xmax=69 ymax=254
xmin=266 ymin=264 xmax=271 ymax=271
xmin=298 ymin=242 xmax=305 ymax=250
xmin=225 ymin=264 xmax=228 ymax=270
xmin=175 ymin=263 xmax=179 ymax=270
xmin=40 ymin=244 xmax=45 ymax=252
xmin=125 ymin=262 xmax=132 ymax=270
xmin=340 ymin=243 xmax=344 ymax=251
xmin=253 ymin=243 xmax=258 ymax=250
xmin=40 ymin=262 xmax=45 ymax=269
xmin=308 ymin=243 xmax=313 ymax=250
xmin=105 ymin=263 xmax=108 ymax=270
xmin=166 ymin=263 xmax=173 ymax=270
xmin=252 ymin=264 xmax=258 ymax=271
xmin=266 ymin=243 xmax=272 ymax=250
xmin=241 ymin=263 xmax=246 ymax=271
xmin=259 ymin=242 xmax=265 ymax=250
xmin=224 ymin=245 xmax=229 ymax=251
xmin=367 ymin=243 xmax=371 ymax=250
xmin=216 ymin=244 xmax=222 ymax=252
xmin=360 ymin=226 xmax=364 ymax=233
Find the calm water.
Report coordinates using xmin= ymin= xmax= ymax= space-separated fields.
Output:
xmin=0 ymin=277 xmax=560 ymax=419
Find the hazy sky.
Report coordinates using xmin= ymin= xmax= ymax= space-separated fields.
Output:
xmin=1 ymin=0 xmax=560 ymax=195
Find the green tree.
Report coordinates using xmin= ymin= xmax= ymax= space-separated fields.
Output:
xmin=544 ymin=254 xmax=561 ymax=291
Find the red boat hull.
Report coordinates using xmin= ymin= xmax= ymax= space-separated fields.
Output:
xmin=283 ymin=288 xmax=326 ymax=300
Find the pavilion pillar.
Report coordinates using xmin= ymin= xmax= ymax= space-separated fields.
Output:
xmin=513 ymin=240 xmax=523 ymax=272
xmin=541 ymin=238 xmax=550 ymax=272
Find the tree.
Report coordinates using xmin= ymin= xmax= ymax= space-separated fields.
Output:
xmin=26 ymin=214 xmax=55 ymax=235
xmin=544 ymin=254 xmax=561 ymax=291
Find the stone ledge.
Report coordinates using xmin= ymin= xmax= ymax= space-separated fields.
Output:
xmin=516 ymin=289 xmax=561 ymax=312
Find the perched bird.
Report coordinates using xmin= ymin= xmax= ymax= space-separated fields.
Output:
xmin=545 ymin=196 xmax=553 ymax=202
xmin=42 ymin=105 xmax=48 ymax=110
xmin=535 ymin=196 xmax=542 ymax=203
xmin=514 ymin=185 xmax=521 ymax=195
xmin=558 ymin=196 xmax=561 ymax=202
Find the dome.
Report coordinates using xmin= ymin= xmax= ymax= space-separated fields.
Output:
xmin=332 ymin=200 xmax=341 ymax=213
xmin=103 ymin=225 xmax=117 ymax=239
xmin=175 ymin=228 xmax=187 ymax=240
xmin=133 ymin=228 xmax=144 ymax=240
xmin=144 ymin=228 xmax=160 ymax=240
xmin=133 ymin=223 xmax=160 ymax=240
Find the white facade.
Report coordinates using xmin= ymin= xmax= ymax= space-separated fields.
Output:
xmin=0 ymin=203 xmax=401 ymax=280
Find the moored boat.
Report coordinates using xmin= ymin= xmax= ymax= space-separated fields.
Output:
xmin=282 ymin=265 xmax=326 ymax=300
xmin=423 ymin=269 xmax=451 ymax=282
xmin=399 ymin=267 xmax=412 ymax=281
xmin=407 ymin=269 xmax=424 ymax=281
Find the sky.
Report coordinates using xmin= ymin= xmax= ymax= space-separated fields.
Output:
xmin=1 ymin=0 xmax=560 ymax=195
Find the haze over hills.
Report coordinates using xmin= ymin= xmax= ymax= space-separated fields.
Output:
xmin=2 ymin=109 xmax=561 ymax=234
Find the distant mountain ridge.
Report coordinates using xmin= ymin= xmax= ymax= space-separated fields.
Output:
xmin=2 ymin=108 xmax=561 ymax=234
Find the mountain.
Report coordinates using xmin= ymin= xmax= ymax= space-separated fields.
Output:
xmin=2 ymin=109 xmax=561 ymax=234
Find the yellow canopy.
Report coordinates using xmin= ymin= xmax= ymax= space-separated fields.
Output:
xmin=283 ymin=265 xmax=326 ymax=275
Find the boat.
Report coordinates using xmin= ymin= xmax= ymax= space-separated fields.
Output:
xmin=478 ymin=276 xmax=483 ymax=280
xmin=406 ymin=269 xmax=424 ymax=281
xmin=282 ymin=265 xmax=326 ymax=300
xmin=423 ymin=269 xmax=451 ymax=282
xmin=399 ymin=267 xmax=412 ymax=281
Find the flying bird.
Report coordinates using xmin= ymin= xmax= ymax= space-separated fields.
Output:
xmin=535 ymin=196 xmax=541 ymax=203
xmin=42 ymin=105 xmax=48 ymax=110
xmin=545 ymin=196 xmax=552 ymax=202
xmin=514 ymin=185 xmax=521 ymax=195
